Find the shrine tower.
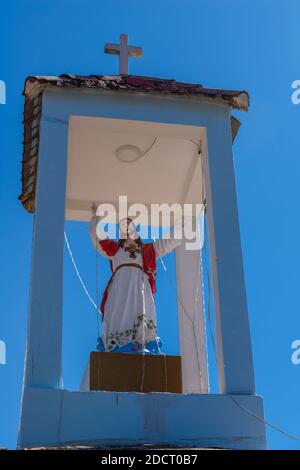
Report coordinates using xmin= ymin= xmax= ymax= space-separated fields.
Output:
xmin=18 ymin=34 xmax=266 ymax=449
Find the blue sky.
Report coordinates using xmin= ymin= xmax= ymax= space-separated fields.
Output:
xmin=0 ymin=0 xmax=300 ymax=450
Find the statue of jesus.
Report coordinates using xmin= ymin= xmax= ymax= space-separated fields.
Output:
xmin=90 ymin=210 xmax=182 ymax=354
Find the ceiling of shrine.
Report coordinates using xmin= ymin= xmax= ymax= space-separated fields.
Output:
xmin=66 ymin=115 xmax=205 ymax=224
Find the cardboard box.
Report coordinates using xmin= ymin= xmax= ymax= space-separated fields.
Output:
xmin=90 ymin=351 xmax=182 ymax=393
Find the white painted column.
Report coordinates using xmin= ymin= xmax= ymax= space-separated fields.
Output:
xmin=176 ymin=231 xmax=209 ymax=393
xmin=203 ymin=114 xmax=256 ymax=394
xmin=24 ymin=117 xmax=68 ymax=388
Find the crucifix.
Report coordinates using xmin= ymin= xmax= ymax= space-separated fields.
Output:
xmin=104 ymin=33 xmax=143 ymax=75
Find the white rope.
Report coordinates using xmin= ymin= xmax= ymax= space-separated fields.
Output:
xmin=229 ymin=396 xmax=300 ymax=445
xmin=65 ymin=228 xmax=300 ymax=444
xmin=203 ymin=215 xmax=218 ymax=365
xmin=199 ymin=149 xmax=218 ymax=366
xmin=140 ymin=275 xmax=146 ymax=393
xmin=159 ymin=255 xmax=194 ymax=323
xmin=203 ymin=220 xmax=300 ymax=445
xmin=155 ymin=237 xmax=205 ymax=392
xmin=64 ymin=231 xmax=102 ymax=315
xmin=95 ymin=233 xmax=100 ymax=338
xmin=202 ymin=203 xmax=300 ymax=446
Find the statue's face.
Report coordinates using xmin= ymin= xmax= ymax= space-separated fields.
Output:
xmin=120 ymin=218 xmax=136 ymax=239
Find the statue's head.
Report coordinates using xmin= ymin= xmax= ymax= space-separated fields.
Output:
xmin=119 ymin=217 xmax=139 ymax=241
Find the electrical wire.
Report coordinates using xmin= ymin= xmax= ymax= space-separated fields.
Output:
xmin=200 ymin=182 xmax=300 ymax=446
xmin=95 ymin=233 xmax=100 ymax=338
xmin=154 ymin=236 xmax=206 ymax=393
xmin=64 ymin=231 xmax=101 ymax=315
xmin=65 ymin=224 xmax=300 ymax=446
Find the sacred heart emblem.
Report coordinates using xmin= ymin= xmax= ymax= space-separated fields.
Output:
xmin=124 ymin=243 xmax=141 ymax=259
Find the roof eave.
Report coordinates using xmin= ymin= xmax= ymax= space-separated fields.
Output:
xmin=19 ymin=74 xmax=249 ymax=214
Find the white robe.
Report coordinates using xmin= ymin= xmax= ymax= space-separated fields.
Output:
xmin=102 ymin=244 xmax=156 ymax=350
xmin=80 ymin=218 xmax=181 ymax=390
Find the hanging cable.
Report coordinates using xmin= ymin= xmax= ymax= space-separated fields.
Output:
xmin=198 ymin=148 xmax=218 ymax=366
xmin=203 ymin=215 xmax=218 ymax=366
xmin=199 ymin=151 xmax=300 ymax=445
xmin=139 ymin=275 xmax=146 ymax=393
xmin=95 ymin=232 xmax=100 ymax=339
xmin=66 ymin=213 xmax=300 ymax=444
xmin=229 ymin=395 xmax=300 ymax=445
xmin=64 ymin=231 xmax=102 ymax=315
xmin=154 ymin=234 xmax=205 ymax=393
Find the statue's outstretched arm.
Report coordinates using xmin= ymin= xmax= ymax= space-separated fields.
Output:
xmin=153 ymin=221 xmax=184 ymax=259
xmin=89 ymin=215 xmax=118 ymax=259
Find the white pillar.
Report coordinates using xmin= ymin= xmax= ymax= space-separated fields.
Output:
xmin=23 ymin=117 xmax=68 ymax=388
xmin=176 ymin=235 xmax=209 ymax=393
xmin=203 ymin=115 xmax=256 ymax=394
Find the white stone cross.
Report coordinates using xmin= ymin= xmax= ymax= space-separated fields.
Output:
xmin=104 ymin=34 xmax=143 ymax=76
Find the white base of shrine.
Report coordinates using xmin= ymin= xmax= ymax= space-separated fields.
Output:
xmin=18 ymin=388 xmax=266 ymax=450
